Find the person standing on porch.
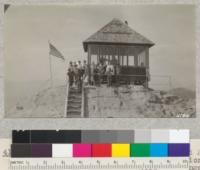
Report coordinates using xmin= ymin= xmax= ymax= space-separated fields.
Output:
xmin=116 ymin=63 xmax=121 ymax=85
xmin=83 ymin=60 xmax=89 ymax=85
xmin=106 ymin=62 xmax=114 ymax=86
xmin=77 ymin=60 xmax=83 ymax=79
xmin=83 ymin=60 xmax=87 ymax=77
xmin=97 ymin=63 xmax=104 ymax=86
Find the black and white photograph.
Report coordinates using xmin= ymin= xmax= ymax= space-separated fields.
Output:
xmin=4 ymin=4 xmax=196 ymax=118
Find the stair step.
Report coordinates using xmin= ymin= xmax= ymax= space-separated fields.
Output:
xmin=69 ymin=87 xmax=79 ymax=90
xmin=70 ymin=91 xmax=81 ymax=94
xmin=68 ymin=103 xmax=81 ymax=106
xmin=68 ymin=96 xmax=82 ymax=100
xmin=67 ymin=110 xmax=81 ymax=115
xmin=67 ymin=114 xmax=82 ymax=118
xmin=68 ymin=99 xmax=81 ymax=102
xmin=69 ymin=92 xmax=81 ymax=96
xmin=68 ymin=103 xmax=81 ymax=107
xmin=68 ymin=99 xmax=81 ymax=103
xmin=67 ymin=111 xmax=81 ymax=114
xmin=68 ymin=106 xmax=81 ymax=110
xmin=69 ymin=93 xmax=81 ymax=96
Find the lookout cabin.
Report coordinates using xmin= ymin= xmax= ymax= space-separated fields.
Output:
xmin=83 ymin=18 xmax=154 ymax=87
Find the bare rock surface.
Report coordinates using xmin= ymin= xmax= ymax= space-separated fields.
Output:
xmin=85 ymin=85 xmax=195 ymax=118
xmin=6 ymin=85 xmax=66 ymax=118
xmin=5 ymin=84 xmax=195 ymax=118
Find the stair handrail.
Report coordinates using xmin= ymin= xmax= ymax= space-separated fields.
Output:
xmin=64 ymin=81 xmax=70 ymax=118
xmin=81 ymin=83 xmax=85 ymax=118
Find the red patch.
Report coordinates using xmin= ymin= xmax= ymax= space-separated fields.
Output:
xmin=92 ymin=144 xmax=111 ymax=157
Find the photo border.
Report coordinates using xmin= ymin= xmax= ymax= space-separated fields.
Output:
xmin=0 ymin=0 xmax=199 ymax=138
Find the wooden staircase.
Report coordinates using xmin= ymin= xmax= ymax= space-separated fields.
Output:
xmin=66 ymin=87 xmax=82 ymax=118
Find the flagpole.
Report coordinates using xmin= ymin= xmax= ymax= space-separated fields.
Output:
xmin=48 ymin=41 xmax=53 ymax=87
xmin=48 ymin=40 xmax=65 ymax=88
xmin=49 ymin=53 xmax=53 ymax=87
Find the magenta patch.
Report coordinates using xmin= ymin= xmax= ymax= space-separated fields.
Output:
xmin=73 ymin=144 xmax=91 ymax=157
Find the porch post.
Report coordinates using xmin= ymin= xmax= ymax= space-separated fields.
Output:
xmin=97 ymin=47 xmax=100 ymax=63
xmin=127 ymin=56 xmax=129 ymax=66
xmin=117 ymin=47 xmax=120 ymax=65
xmin=145 ymin=47 xmax=149 ymax=88
xmin=134 ymin=55 xmax=138 ymax=66
xmin=88 ymin=45 xmax=91 ymax=83
xmin=145 ymin=47 xmax=149 ymax=68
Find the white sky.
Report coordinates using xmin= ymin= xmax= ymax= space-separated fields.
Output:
xmin=4 ymin=5 xmax=196 ymax=107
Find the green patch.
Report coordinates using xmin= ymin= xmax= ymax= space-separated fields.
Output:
xmin=130 ymin=144 xmax=150 ymax=157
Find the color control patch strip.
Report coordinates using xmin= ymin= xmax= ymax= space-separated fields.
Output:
xmin=11 ymin=130 xmax=190 ymax=158
xmin=11 ymin=143 xmax=190 ymax=158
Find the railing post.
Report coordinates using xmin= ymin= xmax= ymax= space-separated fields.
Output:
xmin=64 ymin=82 xmax=69 ymax=118
xmin=81 ymin=84 xmax=85 ymax=118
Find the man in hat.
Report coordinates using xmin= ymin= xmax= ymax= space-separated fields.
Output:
xmin=68 ymin=61 xmax=74 ymax=87
xmin=83 ymin=60 xmax=89 ymax=85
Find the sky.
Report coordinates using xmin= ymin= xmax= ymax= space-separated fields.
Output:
xmin=4 ymin=5 xmax=196 ymax=108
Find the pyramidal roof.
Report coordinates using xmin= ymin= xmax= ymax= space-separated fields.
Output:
xmin=83 ymin=18 xmax=154 ymax=52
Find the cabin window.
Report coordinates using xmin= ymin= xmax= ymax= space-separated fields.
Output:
xmin=129 ymin=56 xmax=135 ymax=66
xmin=138 ymin=51 xmax=146 ymax=67
xmin=109 ymin=55 xmax=117 ymax=65
xmin=123 ymin=56 xmax=127 ymax=66
xmin=91 ymin=54 xmax=97 ymax=64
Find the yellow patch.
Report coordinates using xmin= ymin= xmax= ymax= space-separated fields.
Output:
xmin=112 ymin=144 xmax=130 ymax=157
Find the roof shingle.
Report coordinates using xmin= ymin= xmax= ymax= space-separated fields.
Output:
xmin=83 ymin=18 xmax=154 ymax=52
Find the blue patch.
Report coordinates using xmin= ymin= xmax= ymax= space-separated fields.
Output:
xmin=150 ymin=144 xmax=168 ymax=157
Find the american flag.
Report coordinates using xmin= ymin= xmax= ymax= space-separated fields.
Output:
xmin=49 ymin=42 xmax=65 ymax=61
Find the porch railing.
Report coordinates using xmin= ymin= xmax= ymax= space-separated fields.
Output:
xmin=89 ymin=73 xmax=148 ymax=87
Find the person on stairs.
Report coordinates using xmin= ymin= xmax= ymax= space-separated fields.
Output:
xmin=68 ymin=61 xmax=74 ymax=87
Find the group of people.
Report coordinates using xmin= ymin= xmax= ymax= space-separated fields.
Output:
xmin=67 ymin=60 xmax=88 ymax=90
xmin=90 ymin=60 xmax=119 ymax=86
xmin=67 ymin=59 xmax=120 ymax=89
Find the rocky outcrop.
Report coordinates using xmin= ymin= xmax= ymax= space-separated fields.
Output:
xmin=85 ymin=85 xmax=195 ymax=118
